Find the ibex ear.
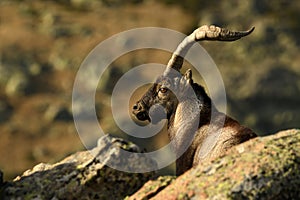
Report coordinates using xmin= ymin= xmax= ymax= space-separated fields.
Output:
xmin=184 ymin=69 xmax=193 ymax=84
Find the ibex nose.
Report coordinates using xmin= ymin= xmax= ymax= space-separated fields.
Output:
xmin=132 ymin=101 xmax=146 ymax=113
xmin=133 ymin=102 xmax=144 ymax=111
xmin=133 ymin=103 xmax=139 ymax=111
xmin=132 ymin=101 xmax=150 ymax=121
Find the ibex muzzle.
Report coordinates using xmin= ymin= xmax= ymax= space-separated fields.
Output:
xmin=132 ymin=25 xmax=257 ymax=175
xmin=132 ymin=99 xmax=150 ymax=122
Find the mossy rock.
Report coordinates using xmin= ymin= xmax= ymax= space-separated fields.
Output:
xmin=2 ymin=135 xmax=156 ymax=200
xmin=130 ymin=129 xmax=300 ymax=199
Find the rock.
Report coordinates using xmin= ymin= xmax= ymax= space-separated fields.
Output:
xmin=129 ymin=129 xmax=300 ymax=199
xmin=126 ymin=176 xmax=176 ymax=200
xmin=1 ymin=129 xmax=299 ymax=199
xmin=2 ymin=135 xmax=157 ymax=200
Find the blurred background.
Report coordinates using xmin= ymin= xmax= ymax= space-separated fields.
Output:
xmin=0 ymin=0 xmax=299 ymax=180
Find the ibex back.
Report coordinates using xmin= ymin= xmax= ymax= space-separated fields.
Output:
xmin=132 ymin=25 xmax=257 ymax=175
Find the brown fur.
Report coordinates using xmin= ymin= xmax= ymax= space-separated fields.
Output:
xmin=172 ymin=112 xmax=256 ymax=175
xmin=166 ymin=82 xmax=257 ymax=175
xmin=132 ymin=25 xmax=257 ymax=175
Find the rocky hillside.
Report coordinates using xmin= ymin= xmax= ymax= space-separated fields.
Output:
xmin=1 ymin=0 xmax=299 ymax=181
xmin=1 ymin=129 xmax=299 ymax=199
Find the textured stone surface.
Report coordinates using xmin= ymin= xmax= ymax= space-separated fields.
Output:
xmin=126 ymin=176 xmax=176 ymax=200
xmin=1 ymin=130 xmax=299 ymax=199
xmin=1 ymin=135 xmax=156 ymax=200
xmin=129 ymin=129 xmax=300 ymax=199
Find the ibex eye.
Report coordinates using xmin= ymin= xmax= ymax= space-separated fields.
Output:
xmin=159 ymin=88 xmax=168 ymax=93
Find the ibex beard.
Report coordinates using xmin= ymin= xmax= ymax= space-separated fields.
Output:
xmin=132 ymin=25 xmax=257 ymax=175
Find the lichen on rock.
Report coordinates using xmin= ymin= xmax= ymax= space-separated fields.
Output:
xmin=2 ymin=135 xmax=157 ymax=200
xmin=126 ymin=176 xmax=176 ymax=200
xmin=130 ymin=129 xmax=300 ymax=199
xmin=2 ymin=130 xmax=299 ymax=199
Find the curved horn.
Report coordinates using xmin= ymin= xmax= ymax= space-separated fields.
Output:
xmin=165 ymin=25 xmax=255 ymax=74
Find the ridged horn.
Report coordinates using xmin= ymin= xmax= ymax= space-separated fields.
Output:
xmin=164 ymin=25 xmax=255 ymax=74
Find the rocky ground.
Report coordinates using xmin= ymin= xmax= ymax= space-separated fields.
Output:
xmin=1 ymin=129 xmax=299 ymax=199
xmin=128 ymin=129 xmax=300 ymax=200
xmin=1 ymin=0 xmax=300 ymax=182
xmin=1 ymin=135 xmax=157 ymax=199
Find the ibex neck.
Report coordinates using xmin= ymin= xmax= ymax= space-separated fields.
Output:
xmin=167 ymin=98 xmax=200 ymax=153
xmin=167 ymin=83 xmax=214 ymax=152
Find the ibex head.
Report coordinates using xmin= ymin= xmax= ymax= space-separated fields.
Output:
xmin=132 ymin=68 xmax=196 ymax=124
xmin=132 ymin=25 xmax=254 ymax=125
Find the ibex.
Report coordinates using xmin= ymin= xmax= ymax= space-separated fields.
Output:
xmin=132 ymin=25 xmax=257 ymax=175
